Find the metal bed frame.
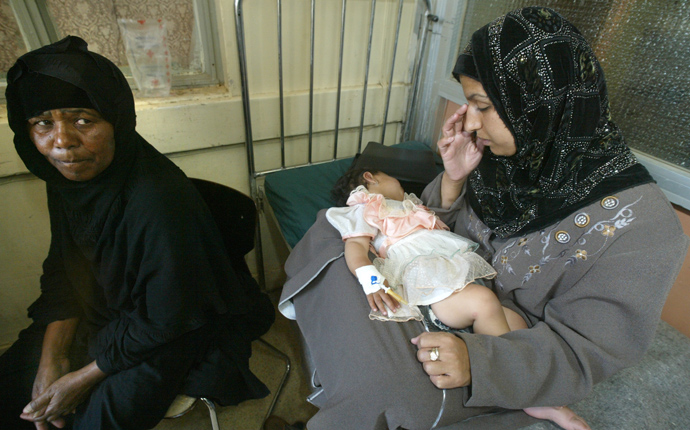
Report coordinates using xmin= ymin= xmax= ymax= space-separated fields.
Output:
xmin=234 ymin=0 xmax=438 ymax=288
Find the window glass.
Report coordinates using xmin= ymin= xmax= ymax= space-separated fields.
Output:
xmin=0 ymin=0 xmax=27 ymax=79
xmin=44 ymin=0 xmax=202 ymax=76
xmin=1 ymin=0 xmax=215 ymax=89
xmin=457 ymin=0 xmax=690 ymax=171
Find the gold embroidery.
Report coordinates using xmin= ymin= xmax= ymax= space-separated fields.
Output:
xmin=602 ymin=225 xmax=616 ymax=237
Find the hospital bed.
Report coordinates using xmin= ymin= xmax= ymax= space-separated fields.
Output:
xmin=233 ymin=1 xmax=690 ymax=429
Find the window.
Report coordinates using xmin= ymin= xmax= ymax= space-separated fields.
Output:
xmin=0 ymin=0 xmax=25 ymax=80
xmin=1 ymin=0 xmax=221 ymax=93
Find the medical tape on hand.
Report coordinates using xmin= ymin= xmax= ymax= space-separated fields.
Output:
xmin=355 ymin=265 xmax=385 ymax=295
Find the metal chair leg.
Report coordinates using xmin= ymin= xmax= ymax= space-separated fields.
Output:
xmin=200 ymin=397 xmax=220 ymax=430
xmin=257 ymin=337 xmax=291 ymax=425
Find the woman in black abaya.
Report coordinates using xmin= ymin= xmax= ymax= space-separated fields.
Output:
xmin=0 ymin=36 xmax=274 ymax=430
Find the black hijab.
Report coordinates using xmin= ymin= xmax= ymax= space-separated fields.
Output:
xmin=6 ymin=36 xmax=141 ymax=247
xmin=453 ymin=7 xmax=653 ymax=238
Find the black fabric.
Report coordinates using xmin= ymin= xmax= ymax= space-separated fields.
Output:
xmin=0 ymin=323 xmax=210 ymax=430
xmin=4 ymin=34 xmax=272 ymax=422
xmin=352 ymin=141 xmax=440 ymax=197
xmin=353 ymin=142 xmax=438 ymax=185
xmin=15 ymin=72 xmax=95 ymax=120
xmin=0 ymin=323 xmax=85 ymax=430
xmin=452 ymin=7 xmax=654 ymax=238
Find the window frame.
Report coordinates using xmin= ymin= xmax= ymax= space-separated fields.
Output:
xmin=3 ymin=0 xmax=223 ymax=96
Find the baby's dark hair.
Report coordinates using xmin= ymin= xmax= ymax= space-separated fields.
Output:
xmin=331 ymin=166 xmax=381 ymax=207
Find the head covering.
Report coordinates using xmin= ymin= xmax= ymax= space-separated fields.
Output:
xmin=453 ymin=7 xmax=653 ymax=238
xmin=5 ymin=36 xmax=142 ymax=247
xmin=6 ymin=35 xmax=136 ymax=187
xmin=15 ymin=73 xmax=95 ymax=120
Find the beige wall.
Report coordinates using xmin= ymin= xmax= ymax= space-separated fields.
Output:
xmin=0 ymin=0 xmax=421 ymax=347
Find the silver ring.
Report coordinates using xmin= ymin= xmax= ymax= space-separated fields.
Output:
xmin=430 ymin=347 xmax=440 ymax=362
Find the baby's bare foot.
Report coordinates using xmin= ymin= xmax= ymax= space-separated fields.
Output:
xmin=524 ymin=405 xmax=591 ymax=430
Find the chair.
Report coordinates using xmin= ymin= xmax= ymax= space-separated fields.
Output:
xmin=163 ymin=178 xmax=291 ymax=429
xmin=165 ymin=396 xmax=220 ymax=430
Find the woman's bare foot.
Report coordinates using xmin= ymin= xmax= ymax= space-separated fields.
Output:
xmin=524 ymin=405 xmax=591 ymax=430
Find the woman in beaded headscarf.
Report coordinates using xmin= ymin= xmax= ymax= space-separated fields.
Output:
xmin=0 ymin=36 xmax=274 ymax=430
xmin=411 ymin=5 xmax=687 ymax=427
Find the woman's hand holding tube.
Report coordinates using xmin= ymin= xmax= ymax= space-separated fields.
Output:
xmin=437 ymin=105 xmax=483 ymax=208
xmin=411 ymin=331 xmax=472 ymax=389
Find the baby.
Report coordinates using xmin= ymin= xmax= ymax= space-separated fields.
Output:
xmin=327 ymin=166 xmax=590 ymax=430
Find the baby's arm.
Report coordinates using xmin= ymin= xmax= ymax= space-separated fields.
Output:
xmin=344 ymin=236 xmax=401 ymax=315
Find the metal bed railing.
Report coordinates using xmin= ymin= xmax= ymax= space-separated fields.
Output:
xmin=234 ymin=0 xmax=438 ymax=288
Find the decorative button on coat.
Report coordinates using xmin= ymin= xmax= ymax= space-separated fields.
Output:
xmin=601 ymin=196 xmax=619 ymax=209
xmin=555 ymin=230 xmax=571 ymax=243
xmin=574 ymin=213 xmax=590 ymax=227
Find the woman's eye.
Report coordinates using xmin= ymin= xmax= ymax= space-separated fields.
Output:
xmin=75 ymin=118 xmax=92 ymax=125
xmin=478 ymin=105 xmax=492 ymax=112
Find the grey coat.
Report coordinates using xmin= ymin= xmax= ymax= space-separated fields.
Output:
xmin=279 ymin=178 xmax=687 ymax=430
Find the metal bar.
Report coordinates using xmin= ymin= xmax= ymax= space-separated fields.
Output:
xmin=199 ymin=398 xmax=220 ymax=430
xmin=333 ymin=0 xmax=347 ymax=159
xmin=357 ymin=0 xmax=377 ymax=152
xmin=277 ymin=0 xmax=286 ymax=168
xmin=308 ymin=0 xmax=315 ymax=163
xmin=403 ymin=10 xmax=437 ymax=141
xmin=234 ymin=0 xmax=266 ymax=289
xmin=380 ymin=0 xmax=404 ymax=145
xmin=253 ymin=156 xmax=353 ymax=178
xmin=258 ymin=337 xmax=291 ymax=425
xmin=235 ymin=0 xmax=256 ymax=186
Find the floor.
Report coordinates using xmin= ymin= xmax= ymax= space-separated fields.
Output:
xmin=153 ymin=290 xmax=318 ymax=430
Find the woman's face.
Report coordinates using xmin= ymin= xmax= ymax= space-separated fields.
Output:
xmin=459 ymin=75 xmax=516 ymax=157
xmin=366 ymin=172 xmax=405 ymax=201
xmin=28 ymin=108 xmax=115 ymax=181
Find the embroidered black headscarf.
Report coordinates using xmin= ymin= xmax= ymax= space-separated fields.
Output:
xmin=453 ymin=7 xmax=653 ymax=238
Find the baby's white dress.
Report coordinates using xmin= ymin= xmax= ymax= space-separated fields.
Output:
xmin=326 ymin=186 xmax=496 ymax=322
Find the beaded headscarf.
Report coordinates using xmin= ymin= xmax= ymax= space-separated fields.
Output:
xmin=453 ymin=7 xmax=653 ymax=238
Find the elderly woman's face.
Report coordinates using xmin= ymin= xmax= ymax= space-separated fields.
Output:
xmin=27 ymin=108 xmax=115 ymax=181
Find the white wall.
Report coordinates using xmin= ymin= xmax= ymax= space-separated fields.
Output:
xmin=0 ymin=0 xmax=421 ymax=347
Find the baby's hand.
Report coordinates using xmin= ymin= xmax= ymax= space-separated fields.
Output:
xmin=367 ymin=289 xmax=400 ymax=316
